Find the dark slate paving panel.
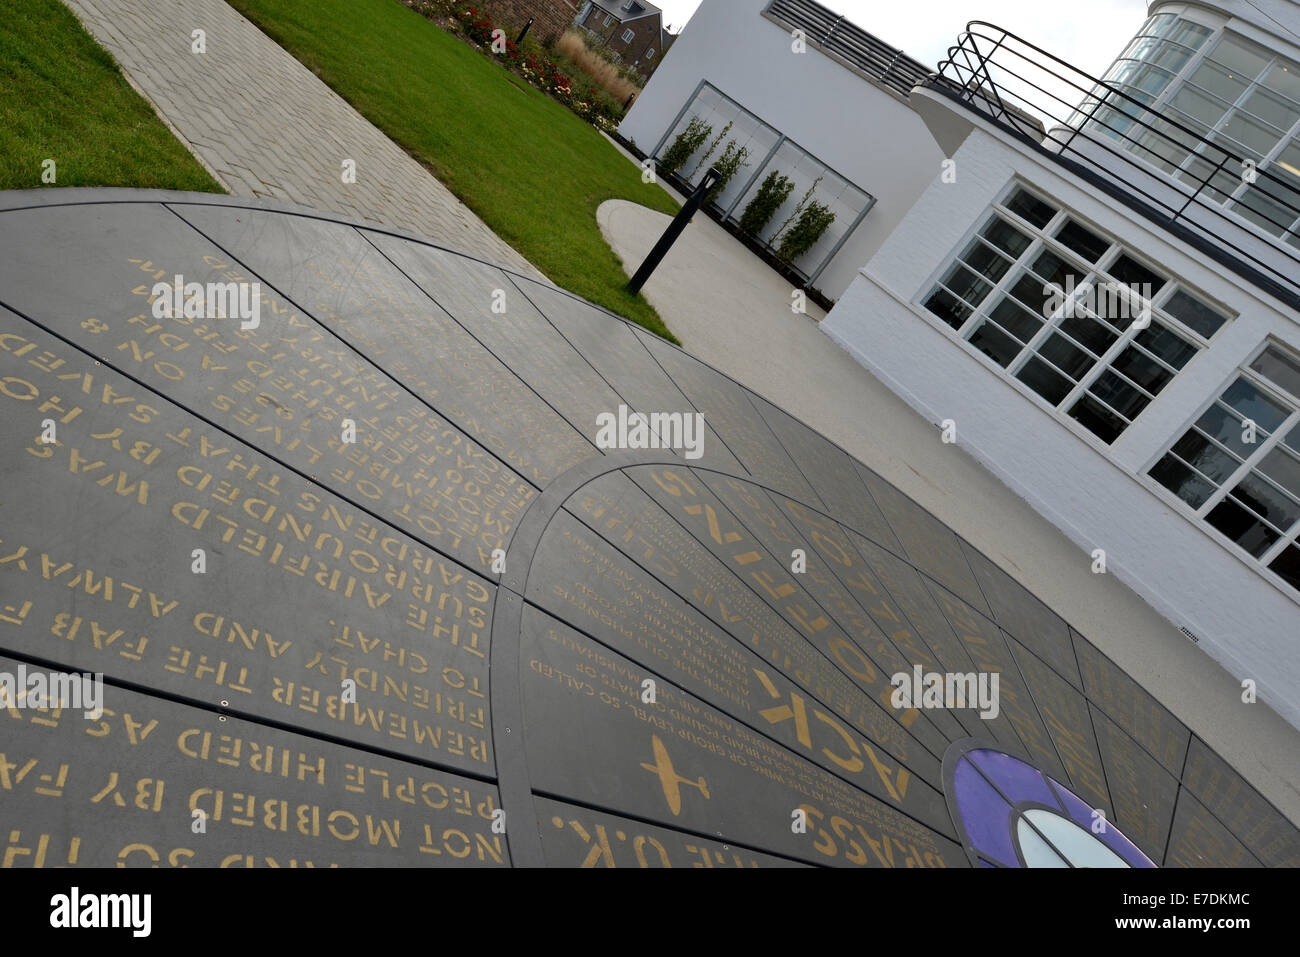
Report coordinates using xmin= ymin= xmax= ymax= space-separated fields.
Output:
xmin=749 ymin=393 xmax=905 ymax=552
xmin=523 ymin=510 xmax=953 ymax=834
xmin=960 ymin=540 xmax=1081 ymax=689
xmin=565 ymin=470 xmax=866 ymax=706
xmin=922 ymin=584 xmax=1072 ymax=785
xmin=0 ymin=655 xmax=506 ymax=867
xmin=765 ymin=489 xmax=971 ymax=742
xmin=1164 ymin=789 xmax=1263 ymax=868
xmin=625 ymin=466 xmax=947 ymax=775
xmin=688 ymin=470 xmax=964 ymax=749
xmin=520 ymin=605 xmax=965 ymax=867
xmin=505 ymin=277 xmax=744 ymax=475
xmin=842 ymin=530 xmax=1001 ymax=745
xmin=852 ymin=462 xmax=992 ymax=617
xmin=1073 ymin=631 xmax=1191 ymax=775
xmin=1181 ymin=737 xmax=1300 ymax=867
xmin=633 ymin=328 xmax=822 ymax=504
xmin=535 ymin=796 xmax=807 ymax=867
xmin=168 ymin=203 xmax=594 ymax=485
xmin=1090 ymin=704 xmax=1179 ymax=865
xmin=0 ymin=312 xmax=494 ymax=774
xmin=0 ymin=203 xmax=535 ymax=574
xmin=1008 ymin=640 xmax=1112 ymax=819
xmin=365 ymin=232 xmax=628 ymax=451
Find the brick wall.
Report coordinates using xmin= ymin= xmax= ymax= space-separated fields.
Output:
xmin=483 ymin=0 xmax=580 ymax=43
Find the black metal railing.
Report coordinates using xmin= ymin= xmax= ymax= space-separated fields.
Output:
xmin=929 ymin=22 xmax=1300 ymax=308
xmin=765 ymin=0 xmax=931 ymax=97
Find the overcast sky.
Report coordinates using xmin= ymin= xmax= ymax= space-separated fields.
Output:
xmin=655 ymin=0 xmax=1153 ymax=79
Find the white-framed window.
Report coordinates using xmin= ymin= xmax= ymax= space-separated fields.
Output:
xmin=622 ymin=28 xmax=635 ymax=43
xmin=604 ymin=14 xmax=614 ymax=26
xmin=647 ymin=47 xmax=656 ymax=59
xmin=1147 ymin=340 xmax=1300 ymax=593
xmin=922 ymin=184 xmax=1232 ymax=445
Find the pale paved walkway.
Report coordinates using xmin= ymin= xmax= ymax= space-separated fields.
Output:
xmin=63 ymin=0 xmax=544 ymax=279
xmin=597 ymin=197 xmax=1300 ymax=823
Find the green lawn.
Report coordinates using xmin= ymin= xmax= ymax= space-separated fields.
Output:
xmin=227 ymin=0 xmax=682 ymax=340
xmin=0 ymin=0 xmax=222 ymax=193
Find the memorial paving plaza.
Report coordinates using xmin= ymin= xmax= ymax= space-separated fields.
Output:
xmin=1 ymin=189 xmax=1298 ymax=867
xmin=0 ymin=0 xmax=1297 ymax=868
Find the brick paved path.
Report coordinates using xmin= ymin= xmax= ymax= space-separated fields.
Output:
xmin=63 ymin=0 xmax=545 ymax=278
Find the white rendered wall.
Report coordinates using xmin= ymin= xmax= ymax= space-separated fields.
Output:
xmin=821 ymin=117 xmax=1300 ymax=728
xmin=619 ymin=0 xmax=943 ymax=300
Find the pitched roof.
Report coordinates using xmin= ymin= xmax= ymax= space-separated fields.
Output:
xmin=588 ymin=0 xmax=663 ymax=24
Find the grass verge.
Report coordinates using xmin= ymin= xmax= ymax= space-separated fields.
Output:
xmin=0 ymin=0 xmax=223 ymax=192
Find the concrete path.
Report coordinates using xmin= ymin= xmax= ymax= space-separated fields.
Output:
xmin=597 ymin=196 xmax=1300 ymax=822
xmin=63 ymin=0 xmax=544 ymax=279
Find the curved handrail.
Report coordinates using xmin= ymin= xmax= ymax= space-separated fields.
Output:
xmin=939 ymin=23 xmax=1299 ymax=217
xmin=925 ymin=21 xmax=1300 ymax=305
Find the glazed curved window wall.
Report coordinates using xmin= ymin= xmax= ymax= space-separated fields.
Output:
xmin=1083 ymin=13 xmax=1213 ymax=140
xmin=1085 ymin=17 xmax=1300 ymax=249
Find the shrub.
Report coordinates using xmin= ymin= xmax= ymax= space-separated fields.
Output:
xmin=660 ymin=115 xmax=711 ymax=175
xmin=455 ymin=5 xmax=496 ymax=47
xmin=773 ymin=176 xmax=819 ymax=243
xmin=738 ymin=169 xmax=795 ymax=236
xmin=778 ymin=200 xmax=837 ymax=263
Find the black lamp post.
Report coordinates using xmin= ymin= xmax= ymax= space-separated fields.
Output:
xmin=627 ymin=167 xmax=722 ymax=296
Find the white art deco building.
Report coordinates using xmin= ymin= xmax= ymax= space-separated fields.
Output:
xmin=819 ymin=0 xmax=1300 ymax=727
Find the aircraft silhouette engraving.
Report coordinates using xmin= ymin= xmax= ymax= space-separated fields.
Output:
xmin=640 ymin=734 xmax=710 ymax=816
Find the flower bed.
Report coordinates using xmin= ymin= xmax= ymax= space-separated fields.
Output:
xmin=404 ymin=0 xmax=621 ymax=133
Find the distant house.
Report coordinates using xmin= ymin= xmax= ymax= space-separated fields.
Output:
xmin=575 ymin=0 xmax=674 ymax=76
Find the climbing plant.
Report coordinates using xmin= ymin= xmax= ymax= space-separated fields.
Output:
xmin=738 ymin=169 xmax=795 ymax=237
xmin=706 ymin=139 xmax=751 ymax=203
xmin=689 ymin=120 xmax=732 ymax=178
xmin=659 ymin=115 xmax=712 ymax=175
xmin=777 ymin=200 xmax=837 ymax=263
xmin=772 ymin=176 xmax=821 ymax=246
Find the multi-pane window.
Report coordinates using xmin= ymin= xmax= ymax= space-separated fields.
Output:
xmin=1149 ymin=342 xmax=1300 ymax=593
xmin=1089 ymin=25 xmax=1300 ymax=248
xmin=923 ymin=186 xmax=1230 ymax=445
xmin=1081 ymin=13 xmax=1213 ymax=140
xmin=647 ymin=47 xmax=656 ymax=59
xmin=622 ymin=28 xmax=635 ymax=43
